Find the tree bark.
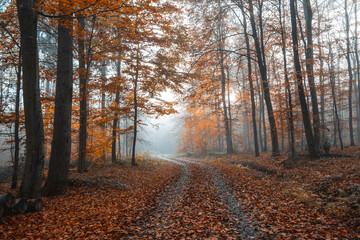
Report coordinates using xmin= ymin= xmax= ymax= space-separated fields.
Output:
xmin=329 ymin=44 xmax=343 ymax=150
xmin=345 ymin=0 xmax=355 ymax=146
xmin=315 ymin=0 xmax=326 ymax=147
xmin=290 ymin=0 xmax=319 ymax=159
xmin=217 ymin=1 xmax=234 ymax=154
xmin=44 ymin=18 xmax=73 ymax=196
xmin=101 ymin=63 xmax=106 ymax=162
xmin=248 ymin=0 xmax=279 ymax=155
xmin=11 ymin=54 xmax=21 ymax=189
xmin=77 ymin=15 xmax=87 ymax=173
xmin=112 ymin=59 xmax=121 ymax=164
xmin=17 ymin=0 xmax=45 ymax=200
xmin=303 ymin=0 xmax=321 ymax=151
xmin=240 ymin=2 xmax=259 ymax=156
xmin=131 ymin=53 xmax=139 ymax=166
xmin=355 ymin=0 xmax=360 ymax=142
xmin=279 ymin=0 xmax=295 ymax=159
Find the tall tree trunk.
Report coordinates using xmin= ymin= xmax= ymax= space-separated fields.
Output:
xmin=17 ymin=0 xmax=45 ymax=200
xmin=329 ymin=44 xmax=343 ymax=150
xmin=101 ymin=63 xmax=106 ymax=162
xmin=255 ymin=68 xmax=264 ymax=152
xmin=355 ymin=0 xmax=360 ymax=143
xmin=77 ymin=15 xmax=87 ymax=173
xmin=112 ymin=60 xmax=121 ymax=164
xmin=345 ymin=0 xmax=355 ymax=146
xmin=226 ymin=68 xmax=233 ymax=140
xmin=131 ymin=53 xmax=139 ymax=166
xmin=44 ymin=18 xmax=73 ymax=196
xmin=279 ymin=0 xmax=295 ymax=159
xmin=315 ymin=0 xmax=326 ymax=146
xmin=118 ymin=119 xmax=121 ymax=160
xmin=125 ymin=118 xmax=129 ymax=157
xmin=290 ymin=0 xmax=319 ymax=159
xmin=240 ymin=2 xmax=259 ymax=156
xmin=217 ymin=2 xmax=234 ymax=154
xmin=11 ymin=54 xmax=21 ymax=189
xmin=248 ymin=0 xmax=279 ymax=155
xmin=303 ymin=0 xmax=321 ymax=151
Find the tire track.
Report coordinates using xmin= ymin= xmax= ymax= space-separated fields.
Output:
xmin=138 ymin=155 xmax=190 ymax=238
xmin=169 ymin=156 xmax=262 ymax=238
xmin=138 ymin=155 xmax=262 ymax=239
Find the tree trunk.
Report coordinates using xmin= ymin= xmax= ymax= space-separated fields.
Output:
xmin=315 ymin=0 xmax=326 ymax=147
xmin=217 ymin=2 xmax=234 ymax=154
xmin=329 ymin=44 xmax=343 ymax=150
xmin=131 ymin=53 xmax=139 ymax=166
xmin=77 ymin=15 xmax=87 ymax=173
xmin=11 ymin=55 xmax=21 ymax=189
xmin=255 ymin=68 xmax=264 ymax=152
xmin=356 ymin=0 xmax=360 ymax=143
xmin=279 ymin=0 xmax=295 ymax=159
xmin=226 ymin=67 xmax=233 ymax=143
xmin=345 ymin=0 xmax=355 ymax=146
xmin=290 ymin=0 xmax=319 ymax=159
xmin=101 ymin=63 xmax=106 ymax=162
xmin=112 ymin=59 xmax=121 ymax=164
xmin=125 ymin=118 xmax=129 ymax=157
xmin=17 ymin=0 xmax=45 ymax=200
xmin=240 ymin=2 xmax=259 ymax=156
xmin=118 ymin=119 xmax=121 ymax=160
xmin=248 ymin=0 xmax=279 ymax=155
xmin=303 ymin=0 xmax=321 ymax=152
xmin=44 ymin=18 xmax=73 ymax=196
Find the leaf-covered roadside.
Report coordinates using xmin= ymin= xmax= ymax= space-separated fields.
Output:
xmin=0 ymin=161 xmax=182 ymax=239
xmin=208 ymin=146 xmax=360 ymax=239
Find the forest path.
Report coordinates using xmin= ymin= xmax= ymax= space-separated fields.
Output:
xmin=137 ymin=155 xmax=261 ymax=239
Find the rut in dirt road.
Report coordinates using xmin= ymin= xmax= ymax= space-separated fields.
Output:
xmin=137 ymin=155 xmax=262 ymax=239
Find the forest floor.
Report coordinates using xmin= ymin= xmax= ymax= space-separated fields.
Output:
xmin=0 ymin=146 xmax=360 ymax=239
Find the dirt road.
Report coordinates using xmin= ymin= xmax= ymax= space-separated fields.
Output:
xmin=136 ymin=155 xmax=261 ymax=239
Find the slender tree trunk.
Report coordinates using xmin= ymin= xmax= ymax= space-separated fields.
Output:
xmin=44 ymin=18 xmax=73 ymax=196
xmin=77 ymin=15 xmax=87 ymax=173
xmin=101 ymin=63 xmax=106 ymax=162
xmin=279 ymin=0 xmax=295 ymax=159
xmin=226 ymin=67 xmax=233 ymax=140
xmin=290 ymin=0 xmax=319 ymax=159
xmin=125 ymin=118 xmax=129 ymax=157
xmin=255 ymin=67 xmax=268 ymax=152
xmin=217 ymin=3 xmax=234 ymax=154
xmin=315 ymin=0 xmax=326 ymax=145
xmin=248 ymin=0 xmax=279 ymax=155
xmin=11 ymin=54 xmax=21 ymax=189
xmin=17 ymin=0 xmax=45 ymax=200
xmin=303 ymin=0 xmax=321 ymax=151
xmin=241 ymin=3 xmax=259 ymax=156
xmin=255 ymin=69 xmax=264 ymax=152
xmin=345 ymin=0 xmax=355 ymax=146
xmin=118 ymin=119 xmax=121 ymax=160
xmin=112 ymin=59 xmax=121 ymax=164
xmin=356 ymin=0 xmax=360 ymax=143
xmin=329 ymin=44 xmax=343 ymax=150
xmin=131 ymin=53 xmax=139 ymax=166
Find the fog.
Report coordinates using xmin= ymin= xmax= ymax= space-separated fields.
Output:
xmin=137 ymin=113 xmax=181 ymax=155
xmin=136 ymin=90 xmax=182 ymax=155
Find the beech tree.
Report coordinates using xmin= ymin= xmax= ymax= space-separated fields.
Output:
xmin=290 ymin=0 xmax=319 ymax=159
xmin=44 ymin=15 xmax=73 ymax=195
xmin=17 ymin=0 xmax=45 ymax=200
